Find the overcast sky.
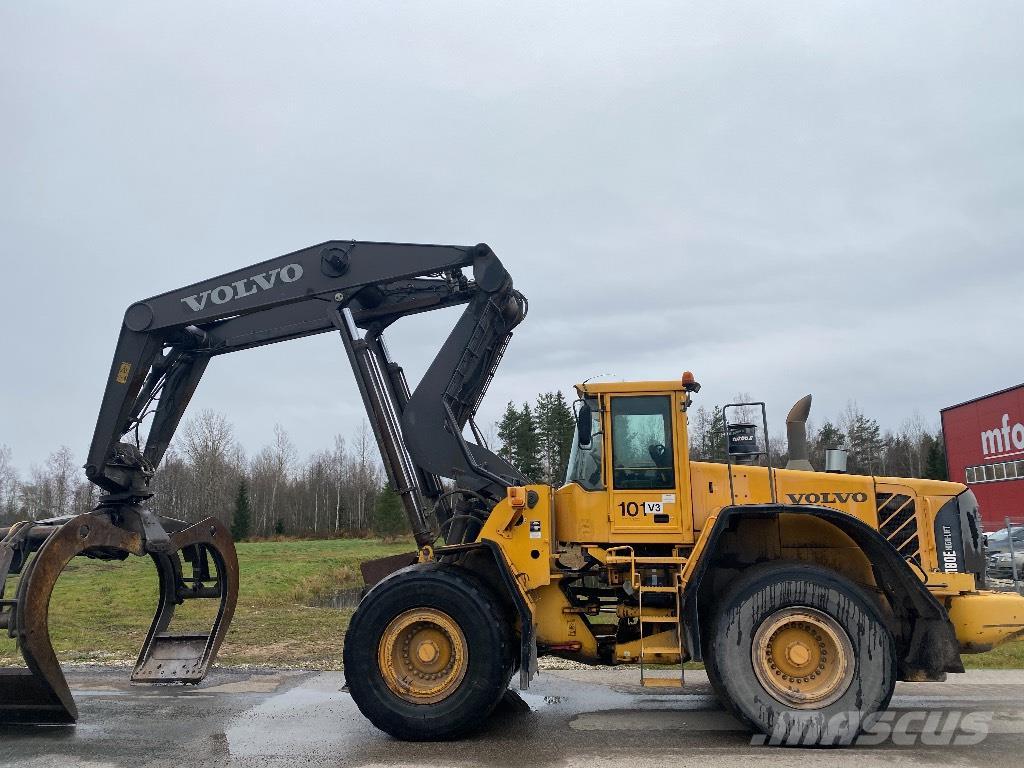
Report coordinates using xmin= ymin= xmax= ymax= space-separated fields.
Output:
xmin=1 ymin=2 xmax=1022 ymax=475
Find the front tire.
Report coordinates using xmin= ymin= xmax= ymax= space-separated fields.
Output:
xmin=709 ymin=562 xmax=896 ymax=746
xmin=343 ymin=563 xmax=513 ymax=741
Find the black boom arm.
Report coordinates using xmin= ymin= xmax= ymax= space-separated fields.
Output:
xmin=85 ymin=241 xmax=528 ymax=547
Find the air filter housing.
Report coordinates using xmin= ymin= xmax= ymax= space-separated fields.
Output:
xmin=727 ymin=422 xmax=759 ymax=464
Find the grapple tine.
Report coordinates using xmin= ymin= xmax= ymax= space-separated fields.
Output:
xmin=0 ymin=514 xmax=144 ymax=724
xmin=133 ymin=517 xmax=239 ymax=682
xmin=0 ymin=669 xmax=74 ymax=724
xmin=0 ymin=521 xmax=72 ymax=724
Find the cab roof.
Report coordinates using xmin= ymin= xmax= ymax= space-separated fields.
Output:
xmin=576 ymin=380 xmax=686 ymax=395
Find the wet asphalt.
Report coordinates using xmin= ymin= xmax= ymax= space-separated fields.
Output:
xmin=1 ymin=666 xmax=1023 ymax=767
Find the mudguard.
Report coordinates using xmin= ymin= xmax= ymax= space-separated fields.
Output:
xmin=432 ymin=540 xmax=537 ymax=689
xmin=681 ymin=504 xmax=963 ymax=680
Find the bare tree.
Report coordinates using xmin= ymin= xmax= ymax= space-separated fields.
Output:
xmin=898 ymin=412 xmax=928 ymax=478
xmin=20 ymin=465 xmax=52 ymax=520
xmin=332 ymin=435 xmax=348 ymax=533
xmin=728 ymin=392 xmax=758 ymax=426
xmin=0 ymin=445 xmax=18 ymax=522
xmin=348 ymin=421 xmax=380 ymax=532
xmin=2 ymin=413 xmax=388 ymax=536
xmin=268 ymin=424 xmax=296 ymax=534
xmin=46 ymin=445 xmax=78 ymax=517
xmin=179 ymin=410 xmax=241 ymax=524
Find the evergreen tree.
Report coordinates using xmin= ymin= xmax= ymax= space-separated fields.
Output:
xmin=534 ymin=391 xmax=577 ymax=484
xmin=688 ymin=405 xmax=712 ymax=461
xmin=274 ymin=517 xmax=285 ymax=536
xmin=707 ymin=405 xmax=727 ymax=462
xmin=374 ymin=484 xmax=407 ymax=540
xmin=550 ymin=391 xmax=576 ymax=483
xmin=516 ymin=402 xmax=542 ymax=480
xmin=231 ymin=479 xmax=251 ymax=542
xmin=688 ymin=404 xmax=727 ymax=462
xmin=497 ymin=401 xmax=522 ymax=467
xmin=818 ymin=421 xmax=845 ymax=448
xmin=535 ymin=392 xmax=557 ymax=483
xmin=845 ymin=405 xmax=882 ymax=475
xmin=925 ymin=439 xmax=948 ymax=481
xmin=497 ymin=401 xmax=542 ymax=480
xmin=810 ymin=420 xmax=846 ymax=470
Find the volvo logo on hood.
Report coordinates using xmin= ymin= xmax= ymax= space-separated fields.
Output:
xmin=787 ymin=491 xmax=869 ymax=505
xmin=180 ymin=264 xmax=304 ymax=312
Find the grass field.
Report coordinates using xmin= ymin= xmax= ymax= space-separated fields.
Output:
xmin=2 ymin=538 xmax=1022 ymax=670
xmin=1 ymin=538 xmax=414 ymax=670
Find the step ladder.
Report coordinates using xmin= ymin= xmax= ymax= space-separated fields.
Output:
xmin=606 ymin=547 xmax=687 ymax=689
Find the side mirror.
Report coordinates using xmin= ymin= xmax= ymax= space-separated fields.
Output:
xmin=577 ymin=401 xmax=593 ymax=448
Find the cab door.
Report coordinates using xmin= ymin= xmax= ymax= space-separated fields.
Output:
xmin=607 ymin=393 xmax=686 ymax=539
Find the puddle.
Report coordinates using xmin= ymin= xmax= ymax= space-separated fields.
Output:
xmin=310 ymin=586 xmax=365 ymax=610
xmin=570 ymin=708 xmax=745 ymax=731
xmin=517 ymin=692 xmax=562 ymax=710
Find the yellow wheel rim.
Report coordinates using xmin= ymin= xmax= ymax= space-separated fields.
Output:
xmin=378 ymin=608 xmax=468 ymax=704
xmin=752 ymin=607 xmax=854 ymax=709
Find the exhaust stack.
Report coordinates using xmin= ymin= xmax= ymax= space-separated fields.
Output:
xmin=785 ymin=394 xmax=814 ymax=471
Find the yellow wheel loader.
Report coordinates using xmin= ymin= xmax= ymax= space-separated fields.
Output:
xmin=2 ymin=241 xmax=1022 ymax=745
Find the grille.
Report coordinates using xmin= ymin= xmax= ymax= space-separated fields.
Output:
xmin=876 ymin=493 xmax=921 ymax=565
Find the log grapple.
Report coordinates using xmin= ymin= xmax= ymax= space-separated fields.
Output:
xmin=0 ymin=512 xmax=236 ymax=722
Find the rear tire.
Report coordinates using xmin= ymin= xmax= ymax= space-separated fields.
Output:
xmin=343 ymin=563 xmax=513 ymax=741
xmin=704 ymin=626 xmax=755 ymax=728
xmin=709 ymin=562 xmax=895 ymax=746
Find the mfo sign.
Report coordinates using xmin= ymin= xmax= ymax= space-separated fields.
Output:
xmin=981 ymin=414 xmax=1024 ymax=458
xmin=941 ymin=384 xmax=1024 ymax=528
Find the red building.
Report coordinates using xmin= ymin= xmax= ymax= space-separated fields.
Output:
xmin=942 ymin=384 xmax=1024 ymax=530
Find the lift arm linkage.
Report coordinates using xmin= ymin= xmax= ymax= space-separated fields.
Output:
xmin=86 ymin=239 xmax=527 ymax=538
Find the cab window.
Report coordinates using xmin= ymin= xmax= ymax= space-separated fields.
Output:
xmin=564 ymin=399 xmax=604 ymax=490
xmin=611 ymin=395 xmax=675 ymax=490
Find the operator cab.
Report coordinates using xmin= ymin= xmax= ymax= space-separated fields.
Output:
xmin=558 ymin=378 xmax=698 ymax=544
xmin=566 ymin=375 xmax=701 ymax=491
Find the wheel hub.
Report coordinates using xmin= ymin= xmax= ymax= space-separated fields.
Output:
xmin=752 ymin=607 xmax=854 ymax=709
xmin=784 ymin=640 xmax=811 ymax=667
xmin=416 ymin=640 xmax=440 ymax=664
xmin=378 ymin=608 xmax=468 ymax=705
